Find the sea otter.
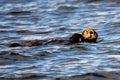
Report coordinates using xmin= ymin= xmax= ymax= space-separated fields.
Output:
xmin=69 ymin=28 xmax=98 ymax=43
xmin=9 ymin=28 xmax=98 ymax=47
xmin=82 ymin=28 xmax=98 ymax=43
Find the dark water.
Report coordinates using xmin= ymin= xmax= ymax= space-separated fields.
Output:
xmin=0 ymin=0 xmax=120 ymax=79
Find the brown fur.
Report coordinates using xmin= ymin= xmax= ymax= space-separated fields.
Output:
xmin=69 ymin=33 xmax=84 ymax=43
xmin=82 ymin=28 xmax=98 ymax=43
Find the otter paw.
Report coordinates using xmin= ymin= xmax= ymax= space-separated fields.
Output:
xmin=69 ymin=33 xmax=84 ymax=43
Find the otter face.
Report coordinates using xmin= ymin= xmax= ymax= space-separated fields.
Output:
xmin=82 ymin=28 xmax=98 ymax=42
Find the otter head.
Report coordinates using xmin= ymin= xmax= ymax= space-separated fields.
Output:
xmin=82 ymin=28 xmax=98 ymax=43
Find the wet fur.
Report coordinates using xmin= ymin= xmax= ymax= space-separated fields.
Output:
xmin=82 ymin=28 xmax=98 ymax=43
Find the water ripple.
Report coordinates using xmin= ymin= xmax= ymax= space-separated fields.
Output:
xmin=0 ymin=0 xmax=120 ymax=78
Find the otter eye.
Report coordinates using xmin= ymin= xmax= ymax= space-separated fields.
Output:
xmin=90 ymin=31 xmax=93 ymax=34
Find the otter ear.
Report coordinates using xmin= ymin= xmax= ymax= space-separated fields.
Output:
xmin=82 ymin=31 xmax=85 ymax=35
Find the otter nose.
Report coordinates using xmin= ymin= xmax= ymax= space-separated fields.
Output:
xmin=90 ymin=31 xmax=93 ymax=34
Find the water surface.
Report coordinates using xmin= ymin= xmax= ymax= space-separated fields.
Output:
xmin=0 ymin=0 xmax=120 ymax=78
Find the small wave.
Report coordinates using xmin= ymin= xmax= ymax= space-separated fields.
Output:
xmin=58 ymin=4 xmax=78 ymax=10
xmin=0 ymin=51 xmax=31 ymax=61
xmin=9 ymin=11 xmax=32 ymax=15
